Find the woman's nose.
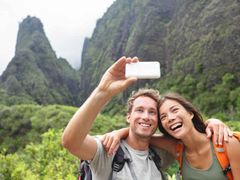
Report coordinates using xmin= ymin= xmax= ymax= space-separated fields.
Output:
xmin=167 ymin=113 xmax=175 ymax=122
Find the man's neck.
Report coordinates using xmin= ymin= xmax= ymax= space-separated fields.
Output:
xmin=125 ymin=133 xmax=150 ymax=151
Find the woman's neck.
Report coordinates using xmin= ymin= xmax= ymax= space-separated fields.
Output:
xmin=181 ymin=128 xmax=209 ymax=153
xmin=181 ymin=128 xmax=213 ymax=170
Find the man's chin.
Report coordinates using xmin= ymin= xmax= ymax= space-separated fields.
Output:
xmin=135 ymin=132 xmax=153 ymax=139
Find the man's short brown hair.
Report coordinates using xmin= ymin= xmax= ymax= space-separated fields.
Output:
xmin=127 ymin=88 xmax=160 ymax=113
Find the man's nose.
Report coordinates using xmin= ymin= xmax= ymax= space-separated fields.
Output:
xmin=142 ymin=111 xmax=150 ymax=119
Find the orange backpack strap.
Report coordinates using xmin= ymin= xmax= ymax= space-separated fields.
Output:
xmin=233 ymin=131 xmax=240 ymax=141
xmin=175 ymin=132 xmax=240 ymax=179
xmin=175 ymin=142 xmax=184 ymax=173
xmin=212 ymin=135 xmax=233 ymax=180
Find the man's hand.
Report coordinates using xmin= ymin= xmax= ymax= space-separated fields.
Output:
xmin=97 ymin=56 xmax=138 ymax=98
xmin=205 ymin=118 xmax=233 ymax=145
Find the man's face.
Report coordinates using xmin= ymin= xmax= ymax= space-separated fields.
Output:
xmin=127 ymin=96 xmax=158 ymax=138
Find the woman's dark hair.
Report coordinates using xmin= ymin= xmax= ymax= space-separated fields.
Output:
xmin=158 ymin=92 xmax=206 ymax=139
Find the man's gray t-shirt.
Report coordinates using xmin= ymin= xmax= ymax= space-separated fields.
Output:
xmin=89 ymin=138 xmax=174 ymax=180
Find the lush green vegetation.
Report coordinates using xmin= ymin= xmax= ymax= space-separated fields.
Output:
xmin=0 ymin=104 xmax=128 ymax=179
xmin=0 ymin=129 xmax=79 ymax=179
xmin=0 ymin=103 xmax=239 ymax=178
xmin=0 ymin=104 xmax=76 ymax=153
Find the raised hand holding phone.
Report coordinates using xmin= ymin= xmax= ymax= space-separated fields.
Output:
xmin=125 ymin=61 xmax=161 ymax=79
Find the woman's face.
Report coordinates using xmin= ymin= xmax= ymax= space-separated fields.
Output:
xmin=159 ymin=99 xmax=194 ymax=139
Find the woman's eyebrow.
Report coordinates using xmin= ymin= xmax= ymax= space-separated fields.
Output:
xmin=169 ymin=105 xmax=179 ymax=110
xmin=160 ymin=104 xmax=178 ymax=115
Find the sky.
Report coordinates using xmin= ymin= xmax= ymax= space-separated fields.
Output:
xmin=0 ymin=0 xmax=115 ymax=75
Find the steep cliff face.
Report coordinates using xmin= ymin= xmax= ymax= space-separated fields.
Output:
xmin=80 ymin=0 xmax=176 ymax=98
xmin=0 ymin=16 xmax=80 ymax=105
xmin=80 ymin=0 xmax=240 ymax=100
xmin=166 ymin=0 xmax=240 ymax=87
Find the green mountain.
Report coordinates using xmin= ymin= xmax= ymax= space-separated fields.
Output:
xmin=80 ymin=0 xmax=177 ymax=98
xmin=80 ymin=0 xmax=240 ymax=117
xmin=80 ymin=0 xmax=240 ymax=93
xmin=0 ymin=16 xmax=81 ymax=106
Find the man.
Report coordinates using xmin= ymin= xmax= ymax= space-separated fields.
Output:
xmin=62 ymin=56 xmax=231 ymax=180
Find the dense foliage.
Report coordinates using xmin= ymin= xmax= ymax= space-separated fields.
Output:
xmin=0 ymin=104 xmax=128 ymax=179
xmin=0 ymin=129 xmax=79 ymax=179
xmin=0 ymin=104 xmax=76 ymax=153
xmin=0 ymin=104 xmax=239 ymax=178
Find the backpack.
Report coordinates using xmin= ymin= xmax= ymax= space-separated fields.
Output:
xmin=175 ymin=131 xmax=240 ymax=180
xmin=78 ymin=145 xmax=163 ymax=180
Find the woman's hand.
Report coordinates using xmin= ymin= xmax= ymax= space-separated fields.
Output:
xmin=102 ymin=131 xmax=121 ymax=155
xmin=101 ymin=128 xmax=129 ymax=155
xmin=205 ymin=118 xmax=233 ymax=145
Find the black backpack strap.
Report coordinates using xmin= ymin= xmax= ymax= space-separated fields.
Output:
xmin=149 ymin=147 xmax=162 ymax=171
xmin=112 ymin=144 xmax=138 ymax=180
xmin=112 ymin=146 xmax=126 ymax=172
xmin=223 ymin=164 xmax=231 ymax=175
xmin=149 ymin=147 xmax=166 ymax=180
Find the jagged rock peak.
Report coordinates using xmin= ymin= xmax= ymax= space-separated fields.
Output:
xmin=15 ymin=15 xmax=55 ymax=57
xmin=19 ymin=15 xmax=44 ymax=34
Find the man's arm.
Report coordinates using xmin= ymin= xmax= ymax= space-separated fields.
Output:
xmin=61 ymin=56 xmax=138 ymax=160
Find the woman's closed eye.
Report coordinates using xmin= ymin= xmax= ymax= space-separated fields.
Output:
xmin=172 ymin=108 xmax=179 ymax=113
xmin=160 ymin=114 xmax=167 ymax=121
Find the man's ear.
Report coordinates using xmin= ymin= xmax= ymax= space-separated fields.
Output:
xmin=126 ymin=113 xmax=131 ymax=124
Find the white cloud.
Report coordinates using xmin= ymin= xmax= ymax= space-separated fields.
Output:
xmin=0 ymin=0 xmax=115 ymax=75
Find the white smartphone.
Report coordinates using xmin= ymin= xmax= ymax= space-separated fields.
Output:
xmin=125 ymin=61 xmax=161 ymax=79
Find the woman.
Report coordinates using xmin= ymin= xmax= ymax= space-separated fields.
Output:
xmin=155 ymin=92 xmax=240 ymax=179
xmin=102 ymin=92 xmax=240 ymax=179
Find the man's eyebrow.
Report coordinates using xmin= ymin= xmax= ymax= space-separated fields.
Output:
xmin=134 ymin=105 xmax=144 ymax=108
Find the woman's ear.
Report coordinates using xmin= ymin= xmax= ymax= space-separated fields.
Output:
xmin=189 ymin=111 xmax=194 ymax=119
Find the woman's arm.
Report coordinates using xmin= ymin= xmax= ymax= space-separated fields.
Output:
xmin=102 ymin=128 xmax=179 ymax=158
xmin=101 ymin=127 xmax=129 ymax=155
xmin=226 ymin=136 xmax=240 ymax=179
xmin=150 ymin=135 xmax=178 ymax=158
xmin=205 ymin=118 xmax=233 ymax=145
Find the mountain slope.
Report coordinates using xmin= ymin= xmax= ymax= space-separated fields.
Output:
xmin=78 ymin=0 xmax=240 ymax=117
xmin=80 ymin=0 xmax=176 ymax=98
